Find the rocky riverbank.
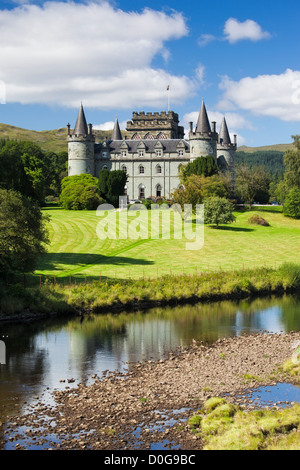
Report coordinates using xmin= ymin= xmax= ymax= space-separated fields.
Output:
xmin=3 ymin=331 xmax=300 ymax=450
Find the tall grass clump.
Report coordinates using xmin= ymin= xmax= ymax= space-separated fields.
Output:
xmin=188 ymin=397 xmax=300 ymax=450
xmin=278 ymin=263 xmax=300 ymax=289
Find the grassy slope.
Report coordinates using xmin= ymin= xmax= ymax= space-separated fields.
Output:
xmin=35 ymin=207 xmax=300 ymax=280
xmin=0 ymin=123 xmax=112 ymax=153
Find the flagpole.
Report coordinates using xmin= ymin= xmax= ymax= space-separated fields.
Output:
xmin=167 ymin=85 xmax=170 ymax=112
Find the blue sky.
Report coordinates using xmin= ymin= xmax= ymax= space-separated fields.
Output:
xmin=0 ymin=0 xmax=300 ymax=146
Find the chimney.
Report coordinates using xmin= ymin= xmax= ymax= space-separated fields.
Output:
xmin=189 ymin=122 xmax=193 ymax=133
xmin=67 ymin=123 xmax=71 ymax=136
xmin=212 ymin=121 xmax=216 ymax=133
xmin=234 ymin=134 xmax=237 ymax=145
xmin=88 ymin=123 xmax=93 ymax=135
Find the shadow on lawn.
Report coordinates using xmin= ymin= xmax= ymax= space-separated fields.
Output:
xmin=38 ymin=252 xmax=154 ymax=272
xmin=210 ymin=226 xmax=254 ymax=232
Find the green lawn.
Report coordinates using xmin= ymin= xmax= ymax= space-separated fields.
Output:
xmin=35 ymin=206 xmax=300 ymax=281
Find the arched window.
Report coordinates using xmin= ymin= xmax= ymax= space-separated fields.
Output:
xmin=103 ymin=165 xmax=108 ymax=170
xmin=122 ymin=165 xmax=127 ymax=172
xmin=139 ymin=184 xmax=145 ymax=200
xmin=157 ymin=132 xmax=167 ymax=140
xmin=144 ymin=133 xmax=154 ymax=139
xmin=156 ymin=184 xmax=162 ymax=198
xmin=139 ymin=165 xmax=145 ymax=174
xmin=156 ymin=164 xmax=162 ymax=174
xmin=132 ymin=133 xmax=142 ymax=140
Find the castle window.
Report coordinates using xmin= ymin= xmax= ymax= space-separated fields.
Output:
xmin=157 ymin=133 xmax=167 ymax=140
xmin=122 ymin=151 xmax=127 ymax=157
xmin=139 ymin=150 xmax=144 ymax=157
xmin=156 ymin=184 xmax=162 ymax=198
xmin=144 ymin=133 xmax=154 ymax=139
xmin=139 ymin=165 xmax=145 ymax=174
xmin=122 ymin=165 xmax=127 ymax=173
xmin=103 ymin=165 xmax=108 ymax=170
xmin=139 ymin=185 xmax=145 ymax=200
xmin=156 ymin=164 xmax=162 ymax=174
xmin=156 ymin=150 xmax=162 ymax=157
xmin=178 ymin=150 xmax=184 ymax=156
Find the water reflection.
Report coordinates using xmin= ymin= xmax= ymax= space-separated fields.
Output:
xmin=0 ymin=294 xmax=300 ymax=442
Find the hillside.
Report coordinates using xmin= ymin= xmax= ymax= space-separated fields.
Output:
xmin=0 ymin=123 xmax=112 ymax=153
xmin=238 ymin=143 xmax=293 ymax=153
xmin=0 ymin=122 xmax=294 ymax=155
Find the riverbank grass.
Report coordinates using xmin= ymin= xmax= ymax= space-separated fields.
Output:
xmin=189 ymin=397 xmax=300 ymax=450
xmin=1 ymin=263 xmax=300 ymax=316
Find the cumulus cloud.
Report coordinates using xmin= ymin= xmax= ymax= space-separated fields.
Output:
xmin=219 ymin=69 xmax=300 ymax=121
xmin=0 ymin=1 xmax=194 ymax=108
xmin=224 ymin=18 xmax=271 ymax=44
xmin=198 ymin=18 xmax=271 ymax=47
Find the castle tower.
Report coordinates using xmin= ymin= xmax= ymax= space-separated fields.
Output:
xmin=188 ymin=101 xmax=218 ymax=162
xmin=217 ymin=117 xmax=236 ymax=173
xmin=67 ymin=103 xmax=95 ymax=176
xmin=126 ymin=110 xmax=184 ymax=140
xmin=111 ymin=117 xmax=122 ymax=140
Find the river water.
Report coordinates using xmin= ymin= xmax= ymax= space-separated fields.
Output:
xmin=1 ymin=294 xmax=300 ymax=449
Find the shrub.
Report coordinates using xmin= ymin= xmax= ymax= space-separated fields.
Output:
xmin=248 ymin=215 xmax=269 ymax=226
xmin=60 ymin=174 xmax=104 ymax=210
xmin=283 ymin=188 xmax=300 ymax=219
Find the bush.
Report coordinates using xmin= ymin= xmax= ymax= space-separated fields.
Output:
xmin=60 ymin=174 xmax=105 ymax=210
xmin=248 ymin=215 xmax=269 ymax=226
xmin=283 ymin=188 xmax=300 ymax=219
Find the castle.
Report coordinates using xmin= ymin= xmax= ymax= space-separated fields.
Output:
xmin=67 ymin=101 xmax=236 ymax=201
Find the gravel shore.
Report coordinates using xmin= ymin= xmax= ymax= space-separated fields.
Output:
xmin=4 ymin=331 xmax=300 ymax=450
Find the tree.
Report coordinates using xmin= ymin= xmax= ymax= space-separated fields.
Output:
xmin=170 ymin=174 xmax=228 ymax=210
xmin=204 ymin=196 xmax=236 ymax=228
xmin=0 ymin=139 xmax=68 ymax=202
xmin=235 ymin=165 xmax=270 ymax=208
xmin=99 ymin=169 xmax=127 ymax=207
xmin=180 ymin=156 xmax=218 ymax=182
xmin=283 ymin=188 xmax=300 ymax=219
xmin=60 ymin=174 xmax=104 ymax=210
xmin=0 ymin=189 xmax=49 ymax=276
xmin=283 ymin=135 xmax=300 ymax=189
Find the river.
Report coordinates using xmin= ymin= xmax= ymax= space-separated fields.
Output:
xmin=1 ymin=294 xmax=300 ymax=449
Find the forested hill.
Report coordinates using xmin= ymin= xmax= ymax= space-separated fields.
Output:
xmin=236 ymin=150 xmax=285 ymax=182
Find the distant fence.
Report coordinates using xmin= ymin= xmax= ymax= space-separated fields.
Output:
xmin=5 ymin=262 xmax=284 ymax=289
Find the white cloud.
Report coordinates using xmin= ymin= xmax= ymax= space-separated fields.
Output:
xmin=94 ymin=120 xmax=127 ymax=131
xmin=224 ymin=18 xmax=271 ymax=44
xmin=219 ymin=69 xmax=300 ymax=121
xmin=197 ymin=34 xmax=216 ymax=47
xmin=0 ymin=1 xmax=194 ymax=108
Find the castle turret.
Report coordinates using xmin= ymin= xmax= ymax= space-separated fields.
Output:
xmin=67 ymin=103 xmax=95 ymax=176
xmin=111 ymin=117 xmax=122 ymax=140
xmin=217 ymin=117 xmax=236 ymax=173
xmin=188 ymin=101 xmax=218 ymax=162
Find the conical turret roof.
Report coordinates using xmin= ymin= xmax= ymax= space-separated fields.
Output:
xmin=219 ymin=117 xmax=231 ymax=144
xmin=112 ymin=117 xmax=122 ymax=140
xmin=196 ymin=101 xmax=211 ymax=134
xmin=74 ymin=103 xmax=88 ymax=136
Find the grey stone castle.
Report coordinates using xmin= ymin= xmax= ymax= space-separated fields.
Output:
xmin=67 ymin=101 xmax=236 ymax=201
